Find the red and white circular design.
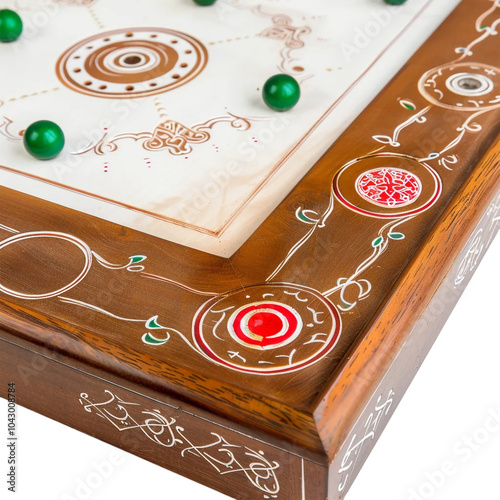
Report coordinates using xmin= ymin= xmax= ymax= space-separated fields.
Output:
xmin=333 ymin=153 xmax=442 ymax=219
xmin=355 ymin=168 xmax=422 ymax=208
xmin=192 ymin=283 xmax=342 ymax=375
xmin=228 ymin=301 xmax=302 ymax=350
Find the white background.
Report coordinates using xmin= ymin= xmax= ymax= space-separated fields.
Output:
xmin=1 ymin=235 xmax=498 ymax=499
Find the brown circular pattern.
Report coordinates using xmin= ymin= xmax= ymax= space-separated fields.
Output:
xmin=56 ymin=28 xmax=208 ymax=99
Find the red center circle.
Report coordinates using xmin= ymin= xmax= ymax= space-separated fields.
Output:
xmin=231 ymin=302 xmax=299 ymax=349
xmin=247 ymin=312 xmax=283 ymax=338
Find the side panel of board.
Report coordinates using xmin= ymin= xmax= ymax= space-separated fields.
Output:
xmin=0 ymin=343 xmax=328 ymax=500
xmin=327 ymin=187 xmax=500 ymax=499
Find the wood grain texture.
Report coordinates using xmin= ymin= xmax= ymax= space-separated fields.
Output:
xmin=0 ymin=338 xmax=328 ymax=499
xmin=315 ymin=141 xmax=500 ymax=464
xmin=328 ymin=183 xmax=500 ymax=499
xmin=1 ymin=0 xmax=499 ymax=498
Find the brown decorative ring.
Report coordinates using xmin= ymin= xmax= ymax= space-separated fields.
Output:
xmin=56 ymin=27 xmax=208 ymax=99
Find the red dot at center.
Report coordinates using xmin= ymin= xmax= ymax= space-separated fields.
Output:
xmin=247 ymin=312 xmax=283 ymax=338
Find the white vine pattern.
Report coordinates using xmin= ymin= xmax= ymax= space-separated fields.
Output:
xmin=372 ymin=104 xmax=430 ymax=148
xmin=267 ymin=2 xmax=500 ymax=313
xmin=338 ymin=389 xmax=394 ymax=494
xmin=79 ymin=390 xmax=280 ymax=497
xmin=455 ymin=191 xmax=500 ymax=286
xmin=455 ymin=0 xmax=500 ymax=61
xmin=322 ymin=217 xmax=413 ymax=311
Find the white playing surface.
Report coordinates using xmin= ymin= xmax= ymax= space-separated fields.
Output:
xmin=0 ymin=0 xmax=460 ymax=256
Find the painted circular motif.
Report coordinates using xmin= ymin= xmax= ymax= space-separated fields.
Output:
xmin=355 ymin=168 xmax=422 ymax=208
xmin=56 ymin=28 xmax=208 ymax=98
xmin=192 ymin=283 xmax=342 ymax=375
xmin=333 ymin=153 xmax=441 ymax=219
xmin=418 ymin=62 xmax=500 ymax=111
xmin=0 ymin=232 xmax=92 ymax=300
xmin=229 ymin=302 xmax=302 ymax=350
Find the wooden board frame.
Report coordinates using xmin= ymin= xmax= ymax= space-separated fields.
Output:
xmin=1 ymin=1 xmax=499 ymax=498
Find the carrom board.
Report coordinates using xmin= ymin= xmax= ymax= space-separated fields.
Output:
xmin=0 ymin=0 xmax=499 ymax=499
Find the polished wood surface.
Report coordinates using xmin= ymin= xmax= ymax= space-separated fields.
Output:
xmin=1 ymin=0 xmax=499 ymax=498
xmin=328 ymin=177 xmax=500 ymax=497
xmin=0 ymin=338 xmax=328 ymax=499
